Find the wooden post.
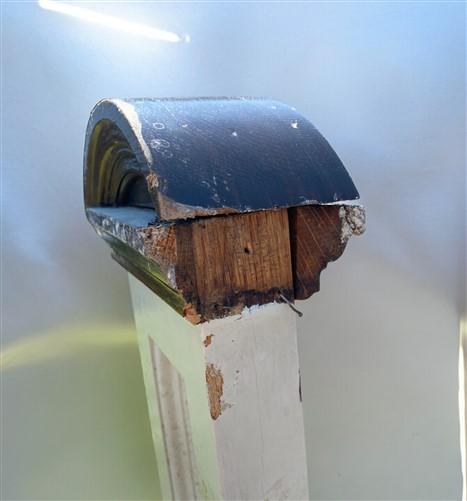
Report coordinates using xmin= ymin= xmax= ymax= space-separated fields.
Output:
xmin=84 ymin=97 xmax=365 ymax=499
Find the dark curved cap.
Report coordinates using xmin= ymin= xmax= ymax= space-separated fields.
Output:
xmin=84 ymin=97 xmax=359 ymax=221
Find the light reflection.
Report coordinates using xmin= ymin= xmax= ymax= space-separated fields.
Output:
xmin=38 ymin=0 xmax=187 ymax=43
xmin=1 ymin=324 xmax=136 ymax=371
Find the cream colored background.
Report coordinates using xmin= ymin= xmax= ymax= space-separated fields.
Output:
xmin=2 ymin=2 xmax=466 ymax=499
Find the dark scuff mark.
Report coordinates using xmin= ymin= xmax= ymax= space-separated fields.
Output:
xmin=299 ymin=369 xmax=302 ymax=403
xmin=203 ymin=334 xmax=214 ymax=347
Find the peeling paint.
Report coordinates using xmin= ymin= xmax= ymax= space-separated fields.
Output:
xmin=146 ymin=172 xmax=159 ymax=190
xmin=138 ymin=225 xmax=177 ymax=283
xmin=221 ymin=401 xmax=233 ymax=412
xmin=203 ymin=334 xmax=214 ymax=347
xmin=183 ymin=303 xmax=202 ymax=325
xmin=206 ymin=363 xmax=224 ymax=420
xmin=339 ymin=205 xmax=366 ymax=243
xmin=157 ymin=191 xmax=239 ymax=221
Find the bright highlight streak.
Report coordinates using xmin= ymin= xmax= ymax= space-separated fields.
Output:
xmin=0 ymin=324 xmax=136 ymax=371
xmin=38 ymin=0 xmax=186 ymax=43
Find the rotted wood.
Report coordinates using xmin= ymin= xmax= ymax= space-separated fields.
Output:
xmin=290 ymin=204 xmax=365 ymax=299
xmin=84 ymin=97 xmax=365 ymax=323
xmin=87 ymin=203 xmax=364 ymax=324
xmin=88 ymin=207 xmax=294 ymax=323
xmin=189 ymin=209 xmax=293 ymax=320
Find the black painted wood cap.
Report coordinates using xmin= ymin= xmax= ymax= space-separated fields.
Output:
xmin=84 ymin=97 xmax=359 ymax=221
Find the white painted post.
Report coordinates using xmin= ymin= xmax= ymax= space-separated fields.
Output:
xmin=129 ymin=275 xmax=309 ymax=500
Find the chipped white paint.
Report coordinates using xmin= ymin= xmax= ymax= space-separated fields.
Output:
xmin=157 ymin=191 xmax=239 ymax=220
xmin=322 ymin=199 xmax=361 ymax=206
xmin=129 ymin=275 xmax=221 ymax=499
xmin=339 ymin=205 xmax=366 ymax=242
xmin=166 ymin=266 xmax=177 ymax=289
xmin=201 ymin=303 xmax=309 ymax=500
xmin=129 ymin=276 xmax=309 ymax=500
xmin=112 ymin=99 xmax=153 ymax=165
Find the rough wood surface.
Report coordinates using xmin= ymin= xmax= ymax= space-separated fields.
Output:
xmin=289 ymin=205 xmax=347 ymax=299
xmin=88 ymin=204 xmax=365 ymax=323
xmin=189 ymin=209 xmax=293 ymax=319
xmin=85 ymin=98 xmax=366 ymax=322
xmin=143 ymin=208 xmax=294 ymax=322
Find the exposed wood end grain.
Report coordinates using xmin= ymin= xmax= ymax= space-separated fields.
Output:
xmin=205 ymin=363 xmax=224 ymax=420
xmin=94 ymin=202 xmax=364 ymax=323
xmin=289 ymin=205 xmax=348 ymax=299
xmin=138 ymin=225 xmax=177 ymax=284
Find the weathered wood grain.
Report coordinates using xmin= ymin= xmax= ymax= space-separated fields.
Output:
xmin=88 ymin=203 xmax=366 ymax=323
xmin=289 ymin=205 xmax=348 ymax=299
xmin=85 ymin=97 xmax=365 ymax=323
xmin=173 ymin=209 xmax=293 ymax=321
xmin=190 ymin=209 xmax=293 ymax=320
xmin=89 ymin=206 xmax=293 ymax=323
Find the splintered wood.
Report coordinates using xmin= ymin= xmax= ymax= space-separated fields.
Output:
xmin=133 ymin=208 xmax=293 ymax=323
xmin=89 ymin=203 xmax=363 ymax=323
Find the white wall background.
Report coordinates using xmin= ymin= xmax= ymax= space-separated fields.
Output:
xmin=2 ymin=2 xmax=465 ymax=499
